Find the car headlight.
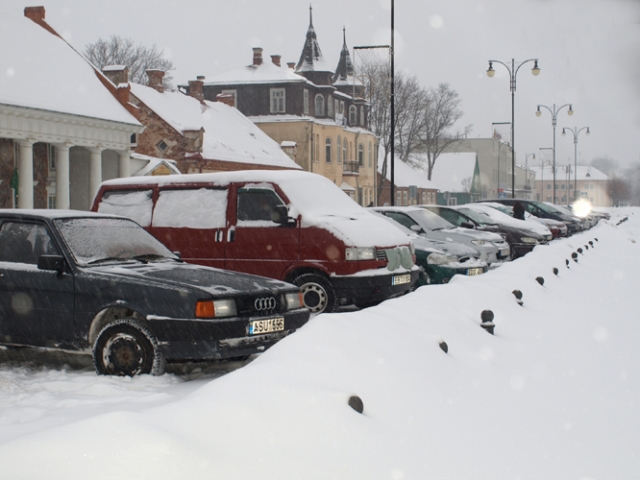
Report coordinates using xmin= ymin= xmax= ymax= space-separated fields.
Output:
xmin=520 ymin=236 xmax=539 ymax=244
xmin=471 ymin=239 xmax=487 ymax=246
xmin=345 ymin=247 xmax=376 ymax=261
xmin=284 ymin=292 xmax=303 ymax=310
xmin=195 ymin=299 xmax=237 ymax=318
xmin=427 ymin=253 xmax=458 ymax=265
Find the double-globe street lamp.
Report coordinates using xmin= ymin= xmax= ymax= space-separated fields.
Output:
xmin=562 ymin=126 xmax=590 ymax=201
xmin=535 ymin=103 xmax=574 ymax=203
xmin=486 ymin=58 xmax=541 ymax=198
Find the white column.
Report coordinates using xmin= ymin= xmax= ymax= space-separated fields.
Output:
xmin=54 ymin=143 xmax=71 ymax=209
xmin=119 ymin=150 xmax=131 ymax=178
xmin=89 ymin=147 xmax=104 ymax=202
xmin=17 ymin=139 xmax=35 ymax=209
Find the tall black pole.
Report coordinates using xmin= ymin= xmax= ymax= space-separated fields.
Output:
xmin=511 ymin=59 xmax=515 ymax=198
xmin=390 ymin=0 xmax=395 ymax=205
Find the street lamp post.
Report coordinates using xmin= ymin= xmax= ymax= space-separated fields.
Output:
xmin=562 ymin=126 xmax=590 ymax=201
xmin=538 ymin=147 xmax=553 ymax=201
xmin=486 ymin=58 xmax=541 ymax=198
xmin=525 ymin=153 xmax=535 ymax=195
xmin=535 ymin=103 xmax=574 ymax=203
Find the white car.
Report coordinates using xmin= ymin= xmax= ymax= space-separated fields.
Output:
xmin=461 ymin=203 xmax=553 ymax=241
xmin=373 ymin=206 xmax=510 ymax=264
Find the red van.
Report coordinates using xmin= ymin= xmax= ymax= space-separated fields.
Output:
xmin=92 ymin=170 xmax=419 ymax=314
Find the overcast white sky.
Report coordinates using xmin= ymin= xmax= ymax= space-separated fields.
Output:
xmin=8 ymin=0 xmax=640 ymax=170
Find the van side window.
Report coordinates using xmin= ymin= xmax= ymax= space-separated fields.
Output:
xmin=0 ymin=222 xmax=59 ymax=264
xmin=98 ymin=190 xmax=154 ymax=227
xmin=153 ymin=189 xmax=227 ymax=229
xmin=237 ymin=189 xmax=285 ymax=223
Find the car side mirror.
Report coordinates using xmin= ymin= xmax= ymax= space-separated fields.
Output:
xmin=461 ymin=222 xmax=475 ymax=229
xmin=38 ymin=254 xmax=65 ymax=273
xmin=410 ymin=224 xmax=424 ymax=234
xmin=173 ymin=251 xmax=182 ymax=259
xmin=272 ymin=205 xmax=297 ymax=227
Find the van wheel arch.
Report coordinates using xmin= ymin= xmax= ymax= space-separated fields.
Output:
xmin=88 ymin=307 xmax=146 ymax=347
xmin=289 ymin=271 xmax=336 ymax=314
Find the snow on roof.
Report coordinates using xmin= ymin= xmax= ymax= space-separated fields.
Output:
xmin=377 ymin=155 xmax=438 ymax=190
xmin=204 ymin=61 xmax=309 ymax=86
xmin=129 ymin=83 xmax=300 ymax=169
xmin=426 ymin=152 xmax=478 ymax=192
xmin=529 ymin=165 xmax=608 ymax=182
xmin=0 ymin=6 xmax=139 ymax=126
xmin=130 ymin=153 xmax=181 ymax=176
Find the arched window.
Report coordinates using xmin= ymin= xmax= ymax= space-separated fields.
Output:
xmin=327 ymin=97 xmax=334 ymax=117
xmin=349 ymin=105 xmax=357 ymax=125
xmin=360 ymin=107 xmax=365 ymax=126
xmin=315 ymin=94 xmax=325 ymax=117
xmin=368 ymin=142 xmax=373 ymax=167
xmin=336 ymin=136 xmax=342 ymax=164
xmin=325 ymin=137 xmax=332 ymax=163
xmin=358 ymin=144 xmax=364 ymax=166
xmin=343 ymin=140 xmax=348 ymax=162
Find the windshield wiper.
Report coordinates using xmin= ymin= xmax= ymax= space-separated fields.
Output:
xmin=86 ymin=257 xmax=131 ymax=265
xmin=131 ymin=254 xmax=174 ymax=263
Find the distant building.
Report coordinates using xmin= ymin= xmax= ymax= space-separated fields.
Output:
xmin=530 ymin=165 xmax=611 ymax=206
xmin=0 ymin=7 xmax=143 ymax=210
xmin=377 ymin=157 xmax=438 ymax=206
xmin=194 ymin=7 xmax=378 ymax=206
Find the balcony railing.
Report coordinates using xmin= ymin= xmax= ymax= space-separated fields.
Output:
xmin=343 ymin=161 xmax=360 ymax=174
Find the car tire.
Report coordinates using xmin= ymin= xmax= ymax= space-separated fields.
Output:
xmin=292 ymin=273 xmax=336 ymax=314
xmin=93 ymin=318 xmax=165 ymax=376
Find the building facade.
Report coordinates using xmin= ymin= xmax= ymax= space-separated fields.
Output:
xmin=531 ymin=165 xmax=611 ymax=206
xmin=195 ymin=8 xmax=378 ymax=207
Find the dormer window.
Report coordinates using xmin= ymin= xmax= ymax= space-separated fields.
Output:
xmin=315 ymin=94 xmax=325 ymax=117
xmin=349 ymin=105 xmax=357 ymax=126
xmin=303 ymin=89 xmax=309 ymax=115
xmin=270 ymin=88 xmax=285 ymax=113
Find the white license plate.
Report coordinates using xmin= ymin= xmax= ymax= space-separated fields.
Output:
xmin=392 ymin=273 xmax=411 ymax=285
xmin=249 ymin=317 xmax=285 ymax=335
xmin=467 ymin=268 xmax=484 ymax=276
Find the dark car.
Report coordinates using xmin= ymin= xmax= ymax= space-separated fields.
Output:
xmin=0 ymin=210 xmax=310 ymax=376
xmin=478 ymin=199 xmax=582 ymax=234
xmin=422 ymin=205 xmax=547 ymax=259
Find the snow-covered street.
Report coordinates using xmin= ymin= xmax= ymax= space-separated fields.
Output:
xmin=0 ymin=208 xmax=638 ymax=479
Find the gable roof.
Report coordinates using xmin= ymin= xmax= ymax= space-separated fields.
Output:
xmin=421 ymin=152 xmax=478 ymax=192
xmin=0 ymin=5 xmax=139 ymax=127
xmin=129 ymin=83 xmax=300 ymax=169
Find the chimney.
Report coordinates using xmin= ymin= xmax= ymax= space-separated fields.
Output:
xmin=216 ymin=93 xmax=235 ymax=107
xmin=24 ymin=6 xmax=58 ymax=36
xmin=188 ymin=77 xmax=205 ymax=103
xmin=287 ymin=62 xmax=296 ymax=70
xmin=253 ymin=47 xmax=263 ymax=66
xmin=271 ymin=55 xmax=281 ymax=67
xmin=102 ymin=65 xmax=129 ymax=86
xmin=146 ymin=69 xmax=165 ymax=93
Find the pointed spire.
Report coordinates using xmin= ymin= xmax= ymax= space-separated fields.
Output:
xmin=295 ymin=4 xmax=330 ymax=73
xmin=333 ymin=26 xmax=355 ymax=83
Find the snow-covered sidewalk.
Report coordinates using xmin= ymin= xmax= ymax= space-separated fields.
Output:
xmin=0 ymin=209 xmax=638 ymax=479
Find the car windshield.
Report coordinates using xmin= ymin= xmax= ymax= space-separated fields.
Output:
xmin=532 ymin=201 xmax=562 ymax=214
xmin=457 ymin=208 xmax=497 ymax=226
xmin=55 ymin=217 xmax=176 ymax=265
xmin=408 ymin=208 xmax=454 ymax=230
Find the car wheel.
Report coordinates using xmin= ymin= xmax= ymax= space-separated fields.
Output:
xmin=292 ymin=273 xmax=336 ymax=314
xmin=93 ymin=318 xmax=165 ymax=376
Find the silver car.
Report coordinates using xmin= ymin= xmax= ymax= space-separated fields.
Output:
xmin=372 ymin=206 xmax=510 ymax=264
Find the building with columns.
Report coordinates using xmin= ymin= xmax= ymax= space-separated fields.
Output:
xmin=0 ymin=6 xmax=142 ymax=210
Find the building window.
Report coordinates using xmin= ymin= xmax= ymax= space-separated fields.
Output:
xmin=340 ymin=101 xmax=345 ymax=116
xmin=447 ymin=197 xmax=458 ymax=206
xmin=327 ymin=96 xmax=334 ymax=117
xmin=315 ymin=134 xmax=320 ymax=163
xmin=336 ymin=136 xmax=342 ymax=164
xmin=48 ymin=195 xmax=56 ymax=209
xmin=270 ymin=88 xmax=285 ymax=113
xmin=343 ymin=139 xmax=348 ymax=162
xmin=221 ymin=89 xmax=237 ymax=107
xmin=303 ymin=89 xmax=309 ymax=115
xmin=349 ymin=105 xmax=357 ymax=125
xmin=157 ymin=140 xmax=168 ymax=152
xmin=360 ymin=107 xmax=365 ymax=126
xmin=358 ymin=144 xmax=364 ymax=166
xmin=315 ymin=94 xmax=325 ymax=117
xmin=561 ymin=184 xmax=566 ymax=190
xmin=396 ymin=191 xmax=402 ymax=205
xmin=47 ymin=144 xmax=56 ymax=171
xmin=368 ymin=142 xmax=373 ymax=168
xmin=546 ymin=183 xmax=551 ymax=189
xmin=325 ymin=138 xmax=332 ymax=163
xmin=546 ymin=196 xmax=552 ymax=202
xmin=130 ymin=134 xmax=138 ymax=147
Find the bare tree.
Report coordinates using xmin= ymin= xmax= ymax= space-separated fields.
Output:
xmin=607 ymin=174 xmax=631 ymax=207
xmin=414 ymin=83 xmax=472 ymax=180
xmin=590 ymin=156 xmax=619 ymax=177
xmin=85 ymin=35 xmax=175 ymax=88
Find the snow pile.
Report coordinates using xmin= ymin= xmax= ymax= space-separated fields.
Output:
xmin=0 ymin=209 xmax=638 ymax=479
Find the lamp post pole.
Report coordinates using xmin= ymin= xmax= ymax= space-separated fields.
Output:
xmin=487 ymin=58 xmax=540 ymax=198
xmin=525 ymin=153 xmax=535 ymax=195
xmin=535 ymin=103 xmax=574 ymax=204
xmin=538 ymin=148 xmax=553 ymax=201
xmin=562 ymin=126 xmax=590 ymax=202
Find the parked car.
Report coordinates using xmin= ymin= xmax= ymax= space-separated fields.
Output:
xmin=461 ymin=203 xmax=553 ymax=241
xmin=371 ymin=211 xmax=488 ymax=285
xmin=478 ymin=198 xmax=582 ymax=234
xmin=371 ymin=206 xmax=510 ymax=264
xmin=422 ymin=205 xmax=548 ymax=259
xmin=92 ymin=170 xmax=419 ymax=314
xmin=546 ymin=203 xmax=595 ymax=230
xmin=480 ymin=202 xmax=568 ymax=238
xmin=0 ymin=210 xmax=310 ymax=376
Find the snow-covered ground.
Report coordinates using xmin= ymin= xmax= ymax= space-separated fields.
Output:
xmin=0 ymin=208 xmax=638 ymax=479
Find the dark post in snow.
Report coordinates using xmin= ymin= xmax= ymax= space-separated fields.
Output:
xmin=481 ymin=310 xmax=495 ymax=335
